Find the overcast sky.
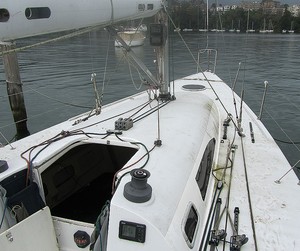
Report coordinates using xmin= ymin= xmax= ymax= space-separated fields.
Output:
xmin=217 ymin=0 xmax=298 ymax=5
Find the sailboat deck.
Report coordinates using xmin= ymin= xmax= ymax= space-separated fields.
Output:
xmin=0 ymin=72 xmax=299 ymax=250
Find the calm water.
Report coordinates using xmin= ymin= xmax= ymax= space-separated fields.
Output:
xmin=0 ymin=31 xmax=299 ymax=170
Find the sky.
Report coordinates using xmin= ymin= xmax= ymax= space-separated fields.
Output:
xmin=218 ymin=0 xmax=298 ymax=5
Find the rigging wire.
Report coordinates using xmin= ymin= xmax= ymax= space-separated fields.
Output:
xmin=268 ymin=84 xmax=300 ymax=113
xmin=264 ymin=108 xmax=300 ymax=153
xmin=0 ymin=26 xmax=103 ymax=56
xmin=75 ymin=99 xmax=155 ymax=131
xmin=133 ymin=100 xmax=170 ymax=123
xmin=165 ymin=8 xmax=242 ymax=134
xmin=98 ymin=30 xmax=112 ymax=112
xmin=26 ymin=86 xmax=92 ymax=109
xmin=209 ymin=2 xmax=300 ymax=152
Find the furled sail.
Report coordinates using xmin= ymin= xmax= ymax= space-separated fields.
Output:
xmin=0 ymin=0 xmax=162 ymax=41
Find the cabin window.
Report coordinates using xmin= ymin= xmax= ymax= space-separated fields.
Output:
xmin=183 ymin=203 xmax=199 ymax=247
xmin=195 ymin=138 xmax=215 ymax=200
xmin=147 ymin=4 xmax=154 ymax=10
xmin=25 ymin=7 xmax=51 ymax=20
xmin=138 ymin=4 xmax=146 ymax=11
xmin=0 ymin=9 xmax=9 ymax=22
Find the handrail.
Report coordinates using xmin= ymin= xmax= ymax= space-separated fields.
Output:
xmin=197 ymin=49 xmax=217 ymax=74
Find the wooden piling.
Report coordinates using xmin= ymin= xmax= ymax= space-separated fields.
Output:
xmin=1 ymin=42 xmax=30 ymax=140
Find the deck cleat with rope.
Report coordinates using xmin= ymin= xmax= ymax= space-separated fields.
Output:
xmin=209 ymin=229 xmax=227 ymax=246
xmin=230 ymin=234 xmax=248 ymax=251
xmin=229 ymin=207 xmax=248 ymax=251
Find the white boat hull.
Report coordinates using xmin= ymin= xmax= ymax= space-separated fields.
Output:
xmin=115 ymin=31 xmax=146 ymax=47
xmin=0 ymin=0 xmax=161 ymax=41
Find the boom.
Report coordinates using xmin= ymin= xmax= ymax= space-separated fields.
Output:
xmin=0 ymin=0 xmax=162 ymax=41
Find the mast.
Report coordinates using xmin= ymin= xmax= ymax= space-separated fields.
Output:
xmin=153 ymin=9 xmax=170 ymax=99
xmin=108 ymin=2 xmax=169 ymax=99
xmin=246 ymin=9 xmax=249 ymax=31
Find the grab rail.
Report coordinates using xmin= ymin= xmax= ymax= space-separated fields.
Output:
xmin=197 ymin=49 xmax=217 ymax=74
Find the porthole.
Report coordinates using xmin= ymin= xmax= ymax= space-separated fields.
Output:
xmin=138 ymin=4 xmax=145 ymax=11
xmin=0 ymin=9 xmax=10 ymax=22
xmin=25 ymin=7 xmax=51 ymax=20
xmin=147 ymin=4 xmax=154 ymax=10
xmin=182 ymin=203 xmax=199 ymax=248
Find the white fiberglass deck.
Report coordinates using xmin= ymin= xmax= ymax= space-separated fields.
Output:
xmin=0 ymin=72 xmax=299 ymax=251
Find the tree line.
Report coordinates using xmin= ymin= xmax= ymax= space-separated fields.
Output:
xmin=170 ymin=1 xmax=300 ymax=33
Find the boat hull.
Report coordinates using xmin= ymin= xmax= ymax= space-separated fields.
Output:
xmin=115 ymin=31 xmax=146 ymax=47
xmin=0 ymin=0 xmax=161 ymax=41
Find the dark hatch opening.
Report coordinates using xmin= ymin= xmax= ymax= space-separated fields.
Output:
xmin=41 ymin=143 xmax=137 ymax=223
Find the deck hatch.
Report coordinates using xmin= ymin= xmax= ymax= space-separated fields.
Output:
xmin=41 ymin=142 xmax=137 ymax=223
xmin=182 ymin=84 xmax=206 ymax=91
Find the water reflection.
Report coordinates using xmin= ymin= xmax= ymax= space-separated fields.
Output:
xmin=0 ymin=32 xmax=299 ymax=167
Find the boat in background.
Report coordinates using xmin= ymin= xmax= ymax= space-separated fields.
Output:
xmin=288 ymin=21 xmax=295 ymax=33
xmin=246 ymin=10 xmax=255 ymax=33
xmin=236 ymin=20 xmax=241 ymax=32
xmin=125 ymin=23 xmax=147 ymax=32
xmin=0 ymin=1 xmax=299 ymax=251
xmin=115 ymin=30 xmax=146 ymax=47
xmin=266 ymin=19 xmax=274 ymax=33
xmin=259 ymin=18 xmax=267 ymax=33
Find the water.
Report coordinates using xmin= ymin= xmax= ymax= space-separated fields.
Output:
xmin=0 ymin=31 xmax=299 ymax=170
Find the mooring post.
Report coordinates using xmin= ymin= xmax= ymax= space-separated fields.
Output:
xmin=1 ymin=42 xmax=30 ymax=140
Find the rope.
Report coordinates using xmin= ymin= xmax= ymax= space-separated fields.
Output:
xmin=274 ymin=138 xmax=300 ymax=145
xmin=128 ymin=61 xmax=143 ymax=90
xmin=111 ymin=134 xmax=155 ymax=194
xmin=118 ymin=47 xmax=148 ymax=91
xmin=240 ymin=136 xmax=259 ymax=251
xmin=222 ymin=142 xmax=236 ymax=251
xmin=0 ymin=26 xmax=102 ymax=56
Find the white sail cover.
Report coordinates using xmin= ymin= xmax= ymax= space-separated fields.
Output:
xmin=0 ymin=0 xmax=163 ymax=41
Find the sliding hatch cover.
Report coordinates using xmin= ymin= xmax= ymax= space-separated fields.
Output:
xmin=0 ymin=207 xmax=59 ymax=251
